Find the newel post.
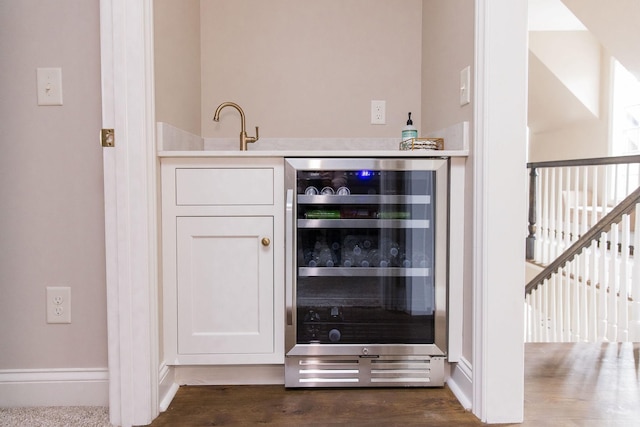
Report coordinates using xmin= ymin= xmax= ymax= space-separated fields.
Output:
xmin=526 ymin=166 xmax=537 ymax=260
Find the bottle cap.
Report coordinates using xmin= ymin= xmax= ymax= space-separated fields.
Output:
xmin=406 ymin=112 xmax=413 ymax=125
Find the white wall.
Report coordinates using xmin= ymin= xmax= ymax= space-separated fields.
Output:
xmin=0 ymin=0 xmax=107 ymax=401
xmin=563 ymin=0 xmax=640 ymax=80
xmin=422 ymin=0 xmax=474 ymax=362
xmin=530 ymin=31 xmax=601 ymax=117
xmin=528 ymin=44 xmax=612 ymax=162
xmin=527 ymin=0 xmax=640 ymax=162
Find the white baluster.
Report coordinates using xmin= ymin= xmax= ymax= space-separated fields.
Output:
xmin=549 ymin=168 xmax=557 ymax=262
xmin=541 ymin=169 xmax=550 ymax=263
xmin=529 ymin=289 xmax=536 ymax=342
xmin=572 ymin=167 xmax=580 ymax=245
xmin=555 ymin=271 xmax=562 ymax=341
xmin=534 ymin=169 xmax=541 ymax=263
xmin=543 ymin=276 xmax=549 ymax=342
xmin=571 ymin=258 xmax=580 ymax=341
xmin=557 ymin=169 xmax=565 ymax=256
xmin=581 ymin=166 xmax=589 ymax=237
xmin=631 ymin=202 xmax=640 ymax=341
xmin=598 ymin=231 xmax=608 ymax=341
xmin=550 ymin=274 xmax=558 ymax=341
xmin=608 ymin=223 xmax=619 ymax=341
xmin=563 ymin=264 xmax=571 ymax=341
xmin=524 ymin=297 xmax=528 ymax=342
xmin=526 ymin=293 xmax=532 ymax=342
xmin=580 ymin=251 xmax=589 ymax=341
xmin=591 ymin=166 xmax=599 ymax=227
xmin=536 ymin=285 xmax=543 ymax=342
xmin=618 ymin=214 xmax=630 ymax=341
xmin=615 ymin=164 xmax=622 ymax=204
xmin=624 ymin=163 xmax=630 ymax=199
xmin=603 ymin=165 xmax=611 ymax=217
xmin=588 ymin=239 xmax=598 ymax=341
xmin=564 ymin=168 xmax=573 ymax=252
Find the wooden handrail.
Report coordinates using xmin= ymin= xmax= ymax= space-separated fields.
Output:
xmin=525 ymin=185 xmax=640 ymax=295
xmin=528 ymin=154 xmax=640 ymax=169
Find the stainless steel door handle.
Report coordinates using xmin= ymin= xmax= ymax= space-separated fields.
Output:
xmin=285 ymin=189 xmax=294 ymax=326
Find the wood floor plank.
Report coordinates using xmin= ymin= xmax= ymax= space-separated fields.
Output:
xmin=148 ymin=385 xmax=483 ymax=426
xmin=523 ymin=342 xmax=640 ymax=426
xmin=147 ymin=343 xmax=640 ymax=426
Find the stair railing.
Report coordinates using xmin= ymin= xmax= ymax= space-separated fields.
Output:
xmin=527 ymin=155 xmax=640 ymax=264
xmin=525 ymin=155 xmax=640 ymax=342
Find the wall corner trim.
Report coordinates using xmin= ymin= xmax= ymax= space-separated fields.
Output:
xmin=446 ymin=357 xmax=473 ymax=410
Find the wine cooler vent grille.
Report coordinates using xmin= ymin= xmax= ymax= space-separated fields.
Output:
xmin=285 ymin=356 xmax=445 ymax=387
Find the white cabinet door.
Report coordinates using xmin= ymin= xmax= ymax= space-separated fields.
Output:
xmin=176 ymin=216 xmax=274 ymax=357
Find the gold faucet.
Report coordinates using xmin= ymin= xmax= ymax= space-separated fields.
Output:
xmin=213 ymin=102 xmax=259 ymax=151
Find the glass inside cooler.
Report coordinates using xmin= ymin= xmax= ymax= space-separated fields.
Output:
xmin=297 ymin=170 xmax=432 ymax=197
xmin=295 ymin=168 xmax=436 ymax=345
xmin=296 ymin=276 xmax=435 ymax=344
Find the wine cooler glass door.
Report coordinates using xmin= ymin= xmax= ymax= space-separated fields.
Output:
xmin=285 ymin=158 xmax=448 ymax=357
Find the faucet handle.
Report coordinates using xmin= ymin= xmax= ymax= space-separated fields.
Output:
xmin=247 ymin=126 xmax=259 ymax=144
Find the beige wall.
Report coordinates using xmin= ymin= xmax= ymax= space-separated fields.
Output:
xmin=421 ymin=0 xmax=474 ymax=134
xmin=154 ymin=0 xmax=202 ymax=136
xmin=0 ymin=1 xmax=107 ymax=369
xmin=422 ymin=0 xmax=475 ymax=361
xmin=199 ymin=0 xmax=423 ymax=139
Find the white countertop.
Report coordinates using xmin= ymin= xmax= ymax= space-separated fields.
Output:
xmin=156 ymin=122 xmax=470 ymax=158
xmin=157 ymin=149 xmax=466 ymax=158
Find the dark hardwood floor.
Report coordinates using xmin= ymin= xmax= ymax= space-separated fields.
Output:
xmin=147 ymin=343 xmax=639 ymax=426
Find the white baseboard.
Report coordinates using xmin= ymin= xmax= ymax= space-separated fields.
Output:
xmin=175 ymin=365 xmax=285 ymax=386
xmin=158 ymin=363 xmax=179 ymax=412
xmin=446 ymin=356 xmax=473 ymax=410
xmin=0 ymin=368 xmax=109 ymax=408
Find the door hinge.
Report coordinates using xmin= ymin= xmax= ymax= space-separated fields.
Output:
xmin=101 ymin=129 xmax=115 ymax=147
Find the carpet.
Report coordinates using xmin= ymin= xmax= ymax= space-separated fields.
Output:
xmin=0 ymin=406 xmax=111 ymax=427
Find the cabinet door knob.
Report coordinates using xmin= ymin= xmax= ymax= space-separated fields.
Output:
xmin=261 ymin=237 xmax=271 ymax=247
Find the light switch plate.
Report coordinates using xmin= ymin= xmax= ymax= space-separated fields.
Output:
xmin=37 ymin=68 xmax=63 ymax=106
xmin=460 ymin=66 xmax=470 ymax=106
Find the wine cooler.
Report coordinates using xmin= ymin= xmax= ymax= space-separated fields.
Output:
xmin=284 ymin=158 xmax=448 ymax=387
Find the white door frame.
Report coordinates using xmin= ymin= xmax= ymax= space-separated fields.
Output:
xmin=100 ymin=1 xmax=527 ymax=425
xmin=100 ymin=0 xmax=159 ymax=426
xmin=472 ymin=0 xmax=527 ymax=423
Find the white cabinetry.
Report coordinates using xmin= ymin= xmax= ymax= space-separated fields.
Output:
xmin=161 ymin=157 xmax=284 ymax=364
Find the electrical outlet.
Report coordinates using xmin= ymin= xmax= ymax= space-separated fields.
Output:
xmin=46 ymin=286 xmax=71 ymax=324
xmin=371 ymin=100 xmax=386 ymax=125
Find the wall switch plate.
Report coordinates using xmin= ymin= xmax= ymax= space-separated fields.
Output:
xmin=37 ymin=68 xmax=63 ymax=106
xmin=371 ymin=100 xmax=386 ymax=124
xmin=460 ymin=66 xmax=471 ymax=106
xmin=46 ymin=286 xmax=71 ymax=324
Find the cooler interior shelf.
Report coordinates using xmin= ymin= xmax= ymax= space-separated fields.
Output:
xmin=298 ymin=219 xmax=430 ymax=229
xmin=298 ymin=267 xmax=431 ymax=277
xmin=298 ymin=195 xmax=431 ymax=205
